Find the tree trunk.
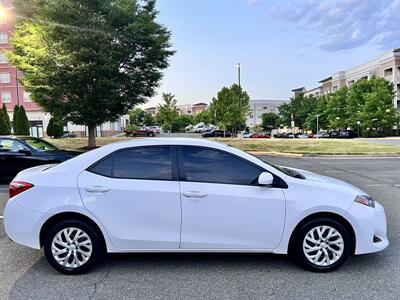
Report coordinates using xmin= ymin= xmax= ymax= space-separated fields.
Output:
xmin=88 ymin=124 xmax=96 ymax=148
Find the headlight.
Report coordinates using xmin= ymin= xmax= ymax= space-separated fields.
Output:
xmin=354 ymin=195 xmax=375 ymax=208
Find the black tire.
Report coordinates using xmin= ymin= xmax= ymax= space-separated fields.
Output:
xmin=290 ymin=217 xmax=353 ymax=272
xmin=43 ymin=219 xmax=104 ymax=275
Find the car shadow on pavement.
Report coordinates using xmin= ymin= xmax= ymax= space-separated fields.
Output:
xmin=9 ymin=251 xmax=387 ymax=299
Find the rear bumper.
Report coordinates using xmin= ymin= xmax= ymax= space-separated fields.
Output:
xmin=347 ymin=201 xmax=389 ymax=255
xmin=3 ymin=199 xmax=42 ymax=249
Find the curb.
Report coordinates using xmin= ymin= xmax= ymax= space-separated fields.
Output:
xmin=248 ymin=151 xmax=400 ymax=158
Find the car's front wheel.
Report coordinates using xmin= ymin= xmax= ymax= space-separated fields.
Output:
xmin=290 ymin=217 xmax=353 ymax=272
xmin=43 ymin=220 xmax=104 ymax=275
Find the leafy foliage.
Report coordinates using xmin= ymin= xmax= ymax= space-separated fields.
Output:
xmin=156 ymin=93 xmax=179 ymax=132
xmin=0 ymin=104 xmax=11 ymax=134
xmin=7 ymin=0 xmax=174 ymax=146
xmin=46 ymin=117 xmax=64 ymax=138
xmin=129 ymin=108 xmax=146 ymax=126
xmin=15 ymin=106 xmax=30 ymax=135
xmin=261 ymin=112 xmax=280 ymax=130
xmin=172 ymin=114 xmax=194 ymax=132
xmin=209 ymin=84 xmax=250 ymax=132
xmin=194 ymin=110 xmax=213 ymax=125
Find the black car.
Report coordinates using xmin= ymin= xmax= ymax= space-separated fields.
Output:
xmin=0 ymin=136 xmax=81 ymax=182
xmin=202 ymin=130 xmax=232 ymax=138
xmin=339 ymin=130 xmax=357 ymax=139
xmin=329 ymin=131 xmax=340 ymax=138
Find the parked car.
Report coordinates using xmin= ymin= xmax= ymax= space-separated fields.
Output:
xmin=0 ymin=136 xmax=81 ymax=182
xmin=242 ymin=132 xmax=253 ymax=138
xmin=329 ymin=131 xmax=340 ymax=138
xmin=202 ymin=130 xmax=232 ymax=138
xmin=316 ymin=132 xmax=330 ymax=138
xmin=4 ymin=138 xmax=388 ymax=274
xmin=250 ymin=133 xmax=271 ymax=139
xmin=125 ymin=127 xmax=155 ymax=137
xmin=61 ymin=131 xmax=77 ymax=138
xmin=297 ymin=133 xmax=309 ymax=139
xmin=146 ymin=126 xmax=161 ymax=134
xmin=339 ymin=130 xmax=357 ymax=139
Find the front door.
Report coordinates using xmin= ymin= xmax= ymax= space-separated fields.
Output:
xmin=178 ymin=146 xmax=286 ymax=249
xmin=78 ymin=146 xmax=181 ymax=250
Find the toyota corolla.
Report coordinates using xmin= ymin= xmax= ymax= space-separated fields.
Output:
xmin=3 ymin=138 xmax=388 ymax=274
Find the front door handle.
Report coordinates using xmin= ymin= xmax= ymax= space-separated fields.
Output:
xmin=85 ymin=186 xmax=110 ymax=193
xmin=182 ymin=191 xmax=208 ymax=198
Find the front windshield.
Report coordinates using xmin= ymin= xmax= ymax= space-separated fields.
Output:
xmin=23 ymin=138 xmax=59 ymax=152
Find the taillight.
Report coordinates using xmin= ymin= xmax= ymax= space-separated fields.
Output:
xmin=9 ymin=181 xmax=34 ymax=198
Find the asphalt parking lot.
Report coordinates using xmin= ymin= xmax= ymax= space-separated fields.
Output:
xmin=1 ymin=156 xmax=399 ymax=299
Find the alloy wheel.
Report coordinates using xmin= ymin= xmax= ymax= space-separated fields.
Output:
xmin=51 ymin=227 xmax=93 ymax=268
xmin=302 ymin=225 xmax=344 ymax=267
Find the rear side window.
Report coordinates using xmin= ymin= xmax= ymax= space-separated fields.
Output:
xmin=181 ymin=146 xmax=263 ymax=185
xmin=113 ymin=146 xmax=172 ymax=180
xmin=89 ymin=155 xmax=113 ymax=177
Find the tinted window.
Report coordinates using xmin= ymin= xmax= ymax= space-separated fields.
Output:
xmin=181 ymin=146 xmax=262 ymax=185
xmin=89 ymin=155 xmax=113 ymax=177
xmin=114 ymin=146 xmax=172 ymax=180
xmin=0 ymin=139 xmax=29 ymax=153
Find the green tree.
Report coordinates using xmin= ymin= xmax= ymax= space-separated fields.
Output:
xmin=210 ymin=84 xmax=250 ymax=133
xmin=326 ymin=86 xmax=348 ymax=130
xmin=143 ymin=113 xmax=156 ymax=126
xmin=156 ymin=93 xmax=178 ymax=132
xmin=358 ymin=77 xmax=397 ymax=135
xmin=12 ymin=105 xmax=19 ymax=133
xmin=345 ymin=78 xmax=372 ymax=129
xmin=129 ymin=108 xmax=146 ymax=126
xmin=305 ymin=94 xmax=329 ymax=132
xmin=172 ymin=114 xmax=194 ymax=132
xmin=47 ymin=117 xmax=64 ymax=138
xmin=0 ymin=107 xmax=9 ymax=135
xmin=2 ymin=104 xmax=11 ymax=134
xmin=194 ymin=110 xmax=213 ymax=125
xmin=278 ymin=94 xmax=316 ymax=130
xmin=261 ymin=112 xmax=280 ymax=130
xmin=15 ymin=106 xmax=30 ymax=135
xmin=7 ymin=0 xmax=174 ymax=147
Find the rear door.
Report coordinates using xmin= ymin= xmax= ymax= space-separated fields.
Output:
xmin=78 ymin=146 xmax=182 ymax=250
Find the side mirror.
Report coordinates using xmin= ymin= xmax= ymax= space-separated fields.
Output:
xmin=18 ymin=149 xmax=32 ymax=156
xmin=258 ymin=172 xmax=274 ymax=186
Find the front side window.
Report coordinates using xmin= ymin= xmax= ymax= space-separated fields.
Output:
xmin=114 ymin=146 xmax=172 ymax=180
xmin=181 ymin=146 xmax=263 ymax=185
xmin=23 ymin=138 xmax=58 ymax=152
xmin=0 ymin=139 xmax=29 ymax=153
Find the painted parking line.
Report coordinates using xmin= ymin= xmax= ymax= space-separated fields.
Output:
xmin=325 ymin=170 xmax=400 ymax=173
xmin=365 ymin=184 xmax=395 ymax=187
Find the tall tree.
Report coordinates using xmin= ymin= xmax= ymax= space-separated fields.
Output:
xmin=326 ymin=86 xmax=348 ymax=130
xmin=278 ymin=94 xmax=316 ymax=130
xmin=156 ymin=93 xmax=178 ymax=132
xmin=129 ymin=108 xmax=146 ymax=126
xmin=261 ymin=112 xmax=280 ymax=130
xmin=0 ymin=107 xmax=9 ymax=135
xmin=7 ymin=0 xmax=174 ymax=147
xmin=47 ymin=117 xmax=64 ymax=138
xmin=12 ymin=105 xmax=19 ymax=133
xmin=16 ymin=106 xmax=30 ymax=135
xmin=194 ymin=110 xmax=213 ymax=125
xmin=346 ymin=78 xmax=373 ymax=129
xmin=143 ymin=113 xmax=156 ymax=126
xmin=305 ymin=94 xmax=329 ymax=132
xmin=210 ymin=84 xmax=250 ymax=133
xmin=2 ymin=104 xmax=11 ymax=134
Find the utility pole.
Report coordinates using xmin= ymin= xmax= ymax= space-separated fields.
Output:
xmin=237 ymin=63 xmax=241 ymax=136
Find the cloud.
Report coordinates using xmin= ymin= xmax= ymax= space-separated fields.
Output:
xmin=267 ymin=0 xmax=400 ymax=51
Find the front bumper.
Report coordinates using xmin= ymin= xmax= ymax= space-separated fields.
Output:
xmin=347 ymin=201 xmax=389 ymax=255
xmin=3 ymin=199 xmax=42 ymax=249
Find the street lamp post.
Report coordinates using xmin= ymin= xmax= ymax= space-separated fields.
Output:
xmin=357 ymin=120 xmax=360 ymax=137
xmin=316 ymin=114 xmax=319 ymax=134
xmin=237 ymin=63 xmax=241 ymax=135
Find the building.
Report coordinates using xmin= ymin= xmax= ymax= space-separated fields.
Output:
xmin=145 ymin=102 xmax=208 ymax=117
xmin=294 ymin=49 xmax=400 ymax=111
xmin=246 ymin=99 xmax=289 ymax=128
xmin=0 ymin=0 xmax=128 ymax=137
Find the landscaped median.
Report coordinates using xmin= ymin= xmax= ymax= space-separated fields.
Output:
xmin=47 ymin=137 xmax=400 ymax=156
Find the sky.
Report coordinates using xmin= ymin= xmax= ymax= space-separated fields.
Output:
xmin=145 ymin=0 xmax=400 ymax=108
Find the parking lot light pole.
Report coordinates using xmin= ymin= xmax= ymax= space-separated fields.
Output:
xmin=316 ymin=114 xmax=319 ymax=134
xmin=357 ymin=121 xmax=360 ymax=137
xmin=237 ymin=63 xmax=241 ymax=136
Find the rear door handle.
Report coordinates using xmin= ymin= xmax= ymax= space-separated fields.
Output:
xmin=85 ymin=186 xmax=110 ymax=193
xmin=182 ymin=191 xmax=208 ymax=198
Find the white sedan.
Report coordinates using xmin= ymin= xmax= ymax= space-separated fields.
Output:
xmin=4 ymin=138 xmax=388 ymax=274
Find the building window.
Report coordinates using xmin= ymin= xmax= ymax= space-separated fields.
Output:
xmin=0 ymin=72 xmax=10 ymax=83
xmin=384 ymin=68 xmax=393 ymax=77
xmin=0 ymin=14 xmax=6 ymax=25
xmin=23 ymin=92 xmax=32 ymax=102
xmin=0 ymin=52 xmax=7 ymax=64
xmin=0 ymin=33 xmax=8 ymax=44
xmin=1 ymin=91 xmax=11 ymax=103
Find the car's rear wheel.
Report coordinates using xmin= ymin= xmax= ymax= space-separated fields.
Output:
xmin=290 ymin=217 xmax=353 ymax=272
xmin=43 ymin=220 xmax=104 ymax=275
